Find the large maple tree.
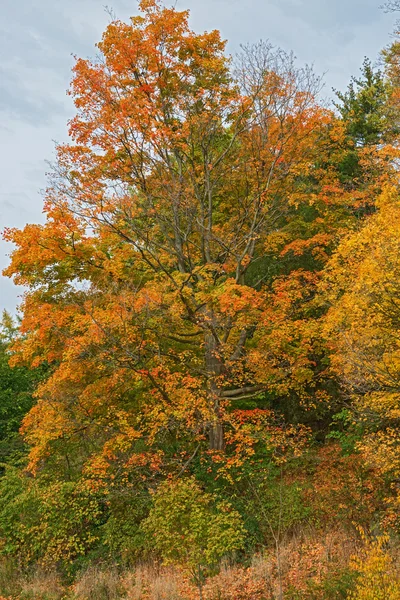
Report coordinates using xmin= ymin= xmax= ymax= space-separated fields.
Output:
xmin=4 ymin=1 xmax=363 ymax=481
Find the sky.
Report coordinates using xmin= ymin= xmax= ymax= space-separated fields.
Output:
xmin=0 ymin=0 xmax=397 ymax=313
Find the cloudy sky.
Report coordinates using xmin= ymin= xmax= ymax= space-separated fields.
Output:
xmin=0 ymin=0 xmax=397 ymax=312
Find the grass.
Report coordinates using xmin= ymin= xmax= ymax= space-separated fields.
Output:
xmin=0 ymin=529 xmax=370 ymax=600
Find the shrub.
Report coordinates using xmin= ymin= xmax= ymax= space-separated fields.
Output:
xmin=0 ymin=467 xmax=105 ymax=567
xmin=348 ymin=535 xmax=400 ymax=600
xmin=142 ymin=477 xmax=245 ymax=598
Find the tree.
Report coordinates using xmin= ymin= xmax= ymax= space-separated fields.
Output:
xmin=2 ymin=0 xmax=400 ymax=584
xmin=3 ymin=0 xmax=340 ymax=483
xmin=382 ymin=1 xmax=400 ymax=12
xmin=349 ymin=534 xmax=400 ymax=600
xmin=333 ymin=58 xmax=397 ymax=196
xmin=322 ymin=185 xmax=400 ymax=522
xmin=334 ymin=58 xmax=390 ymax=148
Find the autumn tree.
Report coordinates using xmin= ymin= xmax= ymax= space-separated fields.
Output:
xmin=324 ymin=185 xmax=400 ymax=397
xmin=323 ymin=185 xmax=400 ymax=527
xmin=3 ymin=0 xmax=342 ymax=486
xmin=324 ymin=32 xmax=400 ymax=436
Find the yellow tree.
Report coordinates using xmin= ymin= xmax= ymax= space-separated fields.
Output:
xmin=323 ymin=185 xmax=400 ymax=520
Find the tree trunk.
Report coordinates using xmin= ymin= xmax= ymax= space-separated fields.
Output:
xmin=204 ymin=322 xmax=225 ymax=451
xmin=209 ymin=418 xmax=224 ymax=450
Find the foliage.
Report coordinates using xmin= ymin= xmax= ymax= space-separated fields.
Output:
xmin=2 ymin=0 xmax=364 ymax=489
xmin=2 ymin=0 xmax=400 ymax=591
xmin=142 ymin=477 xmax=244 ymax=594
xmin=301 ymin=445 xmax=385 ymax=532
xmin=348 ymin=535 xmax=400 ymax=600
xmin=101 ymin=489 xmax=149 ymax=563
xmin=0 ymin=312 xmax=43 ymax=464
xmin=323 ymin=186 xmax=400 ymax=519
xmin=334 ymin=58 xmax=391 ymax=147
xmin=0 ymin=466 xmax=105 ymax=567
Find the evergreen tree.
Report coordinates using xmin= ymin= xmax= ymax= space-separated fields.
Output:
xmin=334 ymin=58 xmax=389 ymax=147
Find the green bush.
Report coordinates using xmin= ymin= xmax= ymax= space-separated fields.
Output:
xmin=101 ymin=490 xmax=149 ymax=563
xmin=0 ymin=466 xmax=105 ymax=567
xmin=142 ymin=477 xmax=245 ymax=596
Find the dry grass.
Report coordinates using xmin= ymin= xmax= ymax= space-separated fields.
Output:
xmin=71 ymin=566 xmax=123 ymax=600
xmin=122 ymin=565 xmax=182 ymax=600
xmin=0 ymin=529 xmax=364 ymax=600
xmin=19 ymin=568 xmax=65 ymax=600
xmin=70 ymin=564 xmax=183 ymax=600
xmin=0 ymin=558 xmax=23 ymax=597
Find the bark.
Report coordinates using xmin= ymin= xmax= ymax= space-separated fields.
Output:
xmin=204 ymin=320 xmax=225 ymax=451
xmin=209 ymin=419 xmax=225 ymax=451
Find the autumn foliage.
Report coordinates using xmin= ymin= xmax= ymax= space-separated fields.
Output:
xmin=2 ymin=0 xmax=400 ymax=598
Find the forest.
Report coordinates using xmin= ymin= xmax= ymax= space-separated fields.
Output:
xmin=2 ymin=0 xmax=400 ymax=598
